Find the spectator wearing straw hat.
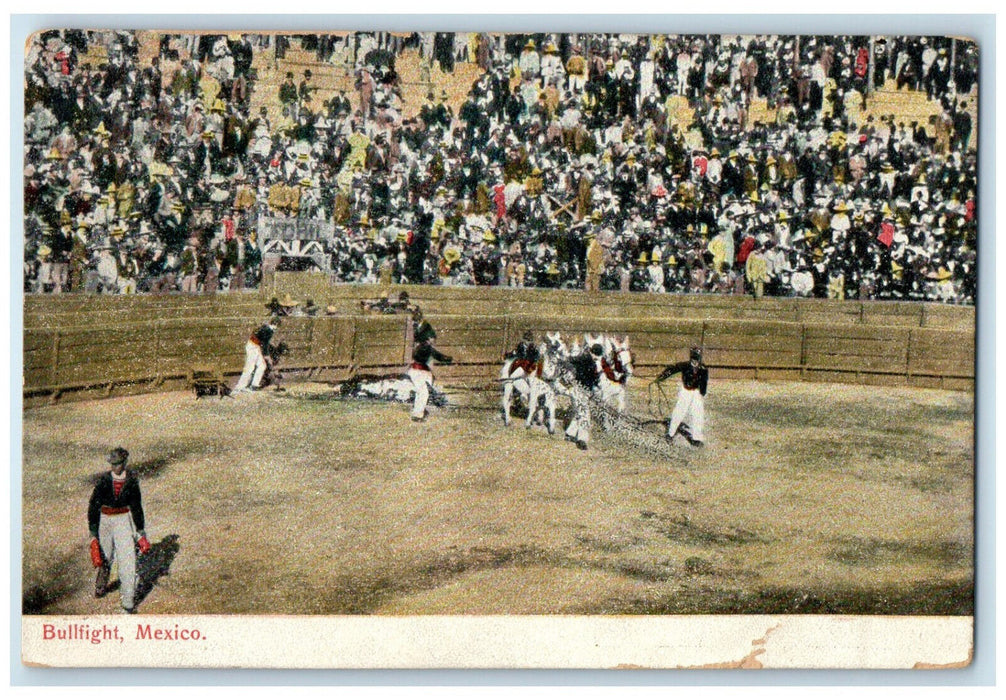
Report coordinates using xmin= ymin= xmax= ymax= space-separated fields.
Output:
xmin=519 ymin=39 xmax=540 ymax=83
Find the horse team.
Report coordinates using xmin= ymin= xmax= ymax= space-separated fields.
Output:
xmin=499 ymin=330 xmax=635 ymax=450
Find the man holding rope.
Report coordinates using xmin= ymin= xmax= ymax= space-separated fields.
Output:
xmin=657 ymin=346 xmax=709 ymax=446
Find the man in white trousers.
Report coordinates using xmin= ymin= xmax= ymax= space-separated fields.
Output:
xmin=558 ymin=343 xmax=603 ymax=450
xmin=234 ymin=317 xmax=280 ymax=393
xmin=87 ymin=447 xmax=150 ymax=614
xmin=408 ymin=311 xmax=452 ymax=421
xmin=658 ymin=347 xmax=709 ymax=446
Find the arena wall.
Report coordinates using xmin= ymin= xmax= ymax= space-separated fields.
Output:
xmin=264 ymin=273 xmax=975 ymax=330
xmin=22 ymin=283 xmax=974 ymax=406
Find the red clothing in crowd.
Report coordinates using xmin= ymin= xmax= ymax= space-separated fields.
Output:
xmin=493 ymin=184 xmax=506 ymax=219
xmin=736 ymin=235 xmax=756 ymax=264
xmin=877 ymin=221 xmax=895 ymax=247
xmin=692 ymin=155 xmax=708 ymax=177
xmin=55 ymin=50 xmax=70 ymax=75
xmin=855 ymin=48 xmax=869 ymax=78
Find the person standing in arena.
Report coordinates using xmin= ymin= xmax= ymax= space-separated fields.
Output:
xmin=408 ymin=309 xmax=453 ymax=421
xmin=559 ymin=342 xmax=603 ymax=450
xmin=88 ymin=447 xmax=150 ymax=614
xmin=233 ymin=316 xmax=280 ymax=393
xmin=659 ymin=346 xmax=709 ymax=446
xmin=410 ymin=306 xmax=434 ymax=346
xmin=500 ymin=330 xmax=542 ymax=425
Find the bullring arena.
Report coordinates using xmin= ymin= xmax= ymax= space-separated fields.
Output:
xmin=22 ymin=278 xmax=974 ymax=616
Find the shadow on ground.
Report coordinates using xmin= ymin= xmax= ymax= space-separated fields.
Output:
xmin=135 ymin=534 xmax=181 ymax=606
xmin=616 ymin=577 xmax=974 ymax=616
xmin=22 ymin=549 xmax=87 ymax=614
xmin=313 ymin=543 xmax=974 ymax=616
xmin=82 ymin=444 xmax=203 ymax=487
xmin=23 ymin=535 xmax=181 ymax=614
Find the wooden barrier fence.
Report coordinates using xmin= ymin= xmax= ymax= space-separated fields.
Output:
xmin=264 ymin=275 xmax=976 ymax=331
xmin=23 ymin=282 xmax=975 ymax=335
xmin=23 ymin=310 xmax=974 ymax=406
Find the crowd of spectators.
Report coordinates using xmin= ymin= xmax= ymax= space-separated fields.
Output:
xmin=24 ymin=30 xmax=978 ymax=303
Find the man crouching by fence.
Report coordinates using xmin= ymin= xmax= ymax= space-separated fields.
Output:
xmin=408 ymin=310 xmax=452 ymax=421
xmin=234 ymin=317 xmax=280 ymax=394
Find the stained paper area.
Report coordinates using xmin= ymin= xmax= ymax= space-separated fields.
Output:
xmin=22 ymin=615 xmax=972 ymax=669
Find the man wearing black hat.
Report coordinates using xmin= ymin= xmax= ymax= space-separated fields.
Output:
xmin=505 ymin=330 xmax=541 ymax=376
xmin=328 ymin=89 xmax=352 ymax=118
xmin=411 ymin=306 xmax=435 ymax=345
xmin=299 ymin=69 xmax=315 ymax=111
xmin=501 ymin=330 xmax=541 ymax=426
xmin=657 ymin=346 xmax=709 ymax=446
xmin=557 ymin=342 xmax=604 ymax=450
xmin=408 ymin=308 xmax=452 ymax=421
xmin=87 ymin=447 xmax=150 ymax=614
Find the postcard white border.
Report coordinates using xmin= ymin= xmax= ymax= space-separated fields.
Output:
xmin=22 ymin=615 xmax=973 ymax=669
xmin=9 ymin=9 xmax=994 ymax=685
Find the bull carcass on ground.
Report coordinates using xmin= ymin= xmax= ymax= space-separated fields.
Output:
xmin=335 ymin=372 xmax=448 ymax=407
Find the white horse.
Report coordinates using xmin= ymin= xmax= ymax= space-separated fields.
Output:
xmin=524 ymin=331 xmax=568 ymax=434
xmin=499 ymin=355 xmax=532 ymax=427
xmin=500 ymin=331 xmax=567 ymax=433
xmin=598 ymin=334 xmax=635 ymax=413
xmin=578 ymin=332 xmax=634 ymax=419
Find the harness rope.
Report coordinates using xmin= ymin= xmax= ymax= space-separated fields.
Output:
xmin=550 ymin=360 xmax=674 ymax=459
xmin=646 ymin=377 xmax=673 ymax=419
xmin=583 ymin=390 xmax=675 ymax=458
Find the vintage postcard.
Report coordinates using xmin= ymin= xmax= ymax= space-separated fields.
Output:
xmin=20 ymin=26 xmax=976 ymax=669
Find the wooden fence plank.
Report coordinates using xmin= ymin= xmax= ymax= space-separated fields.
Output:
xmin=706 ymin=349 xmax=802 ymax=368
xmin=21 ymin=290 xmax=976 ymax=399
xmin=803 ymin=338 xmax=910 ymax=357
xmin=804 ymin=353 xmax=908 ymax=372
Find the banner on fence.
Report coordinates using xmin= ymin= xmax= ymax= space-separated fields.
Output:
xmin=258 ymin=217 xmax=336 ymax=242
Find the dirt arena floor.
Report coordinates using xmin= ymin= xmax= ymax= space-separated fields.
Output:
xmin=22 ymin=379 xmax=973 ymax=616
